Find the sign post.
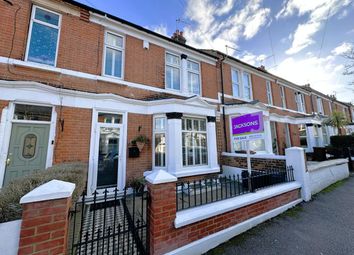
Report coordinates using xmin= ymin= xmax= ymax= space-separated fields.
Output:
xmin=231 ymin=111 xmax=264 ymax=192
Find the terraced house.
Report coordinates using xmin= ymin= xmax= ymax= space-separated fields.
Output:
xmin=0 ymin=0 xmax=352 ymax=192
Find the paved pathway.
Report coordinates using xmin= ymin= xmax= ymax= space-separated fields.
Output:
xmin=207 ymin=176 xmax=354 ymax=255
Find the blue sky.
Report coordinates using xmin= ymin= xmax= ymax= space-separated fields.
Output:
xmin=76 ymin=0 xmax=354 ymax=102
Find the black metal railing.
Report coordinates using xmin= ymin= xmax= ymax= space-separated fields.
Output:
xmin=68 ymin=188 xmax=148 ymax=255
xmin=176 ymin=166 xmax=295 ymax=211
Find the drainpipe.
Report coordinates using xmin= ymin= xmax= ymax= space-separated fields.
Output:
xmin=220 ymin=53 xmax=228 ymax=152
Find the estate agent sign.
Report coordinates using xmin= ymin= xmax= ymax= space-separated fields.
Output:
xmin=231 ymin=111 xmax=264 ymax=142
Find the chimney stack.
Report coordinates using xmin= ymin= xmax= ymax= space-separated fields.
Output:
xmin=171 ymin=30 xmax=186 ymax=44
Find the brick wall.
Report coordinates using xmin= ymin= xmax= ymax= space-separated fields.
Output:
xmin=148 ymin=180 xmax=300 ymax=255
xmin=201 ymin=62 xmax=218 ymax=99
xmin=221 ymin=154 xmax=286 ymax=171
xmin=126 ymin=113 xmax=153 ymax=181
xmin=284 ymin=87 xmax=297 ymax=111
xmin=0 ymin=100 xmax=9 ymax=119
xmin=53 ymin=106 xmax=92 ymax=164
xmin=251 ymin=74 xmax=268 ymax=104
xmin=18 ymin=197 xmax=72 ymax=254
xmin=305 ymin=94 xmax=313 ymax=114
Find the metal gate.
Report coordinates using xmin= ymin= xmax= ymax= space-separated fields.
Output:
xmin=68 ymin=188 xmax=148 ymax=255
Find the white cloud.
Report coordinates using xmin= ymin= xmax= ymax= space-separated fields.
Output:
xmin=183 ymin=0 xmax=270 ymax=54
xmin=338 ymin=9 xmax=348 ymax=19
xmin=271 ymin=54 xmax=352 ymax=101
xmin=332 ymin=42 xmax=353 ymax=55
xmin=238 ymin=52 xmax=268 ymax=66
xmin=150 ymin=24 xmax=168 ymax=36
xmin=277 ymin=0 xmax=351 ymax=55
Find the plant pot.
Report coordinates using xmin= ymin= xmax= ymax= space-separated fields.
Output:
xmin=136 ymin=141 xmax=145 ymax=152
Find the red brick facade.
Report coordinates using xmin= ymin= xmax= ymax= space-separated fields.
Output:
xmin=18 ymin=197 xmax=72 ymax=255
xmin=148 ymin=181 xmax=300 ymax=255
xmin=221 ymin=154 xmax=286 ymax=171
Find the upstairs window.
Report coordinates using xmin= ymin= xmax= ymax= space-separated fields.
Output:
xmin=165 ymin=53 xmax=181 ymax=91
xmin=266 ymin=81 xmax=273 ymax=105
xmin=231 ymin=69 xmax=252 ymax=100
xmin=187 ymin=60 xmax=201 ymax=95
xmin=242 ymin=72 xmax=252 ymax=100
xmin=280 ymin=86 xmax=286 ymax=108
xmin=231 ymin=69 xmax=240 ymax=97
xmin=317 ymin=97 xmax=324 ymax=114
xmin=26 ymin=6 xmax=61 ymax=66
xmin=104 ymin=32 xmax=124 ymax=78
xmin=295 ymin=93 xmax=306 ymax=113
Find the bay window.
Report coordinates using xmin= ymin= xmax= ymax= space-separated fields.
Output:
xmin=187 ymin=60 xmax=201 ymax=95
xmin=104 ymin=32 xmax=124 ymax=78
xmin=153 ymin=117 xmax=166 ymax=168
xmin=322 ymin=125 xmax=329 ymax=145
xmin=165 ymin=53 xmax=181 ymax=90
xmin=285 ymin=123 xmax=291 ymax=148
xmin=182 ymin=117 xmax=208 ymax=167
xmin=26 ymin=6 xmax=61 ymax=66
xmin=298 ymin=124 xmax=308 ymax=148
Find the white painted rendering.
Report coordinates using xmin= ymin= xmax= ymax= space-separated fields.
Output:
xmin=285 ymin=147 xmax=311 ymax=202
xmin=20 ymin=179 xmax=75 ymax=204
xmin=174 ymin=182 xmax=301 ymax=228
xmin=145 ymin=169 xmax=177 ymax=184
xmin=167 ymin=199 xmax=302 ymax=255
xmin=0 ymin=220 xmax=22 ymax=255
xmin=307 ymin=159 xmax=349 ymax=195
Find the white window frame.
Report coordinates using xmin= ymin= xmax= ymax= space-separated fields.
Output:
xmin=103 ymin=31 xmax=125 ymax=79
xmin=285 ymin=123 xmax=291 ymax=148
xmin=187 ymin=59 xmax=202 ymax=95
xmin=152 ymin=115 xmax=167 ymax=169
xmin=230 ymin=68 xmax=253 ymax=100
xmin=280 ymin=86 xmax=286 ymax=108
xmin=266 ymin=80 xmax=273 ymax=105
xmin=295 ymin=93 xmax=306 ymax=113
xmin=25 ymin=5 xmax=62 ymax=67
xmin=317 ymin=97 xmax=323 ymax=114
xmin=181 ymin=116 xmax=208 ymax=168
xmin=231 ymin=68 xmax=241 ymax=98
xmin=165 ymin=52 xmax=181 ymax=91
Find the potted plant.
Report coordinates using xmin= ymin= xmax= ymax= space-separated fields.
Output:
xmin=133 ymin=135 xmax=149 ymax=152
xmin=128 ymin=177 xmax=146 ymax=195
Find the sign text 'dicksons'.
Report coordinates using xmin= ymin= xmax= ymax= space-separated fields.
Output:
xmin=231 ymin=112 xmax=264 ymax=141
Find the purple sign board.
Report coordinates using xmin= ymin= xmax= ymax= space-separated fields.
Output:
xmin=231 ymin=111 xmax=264 ymax=141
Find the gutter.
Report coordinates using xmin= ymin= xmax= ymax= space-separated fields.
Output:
xmin=219 ymin=54 xmax=228 ymax=152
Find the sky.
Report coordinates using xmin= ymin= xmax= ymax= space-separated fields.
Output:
xmin=76 ymin=0 xmax=354 ymax=102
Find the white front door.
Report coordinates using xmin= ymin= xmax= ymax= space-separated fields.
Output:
xmin=90 ymin=112 xmax=125 ymax=193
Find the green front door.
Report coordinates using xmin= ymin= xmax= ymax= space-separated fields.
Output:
xmin=3 ymin=123 xmax=50 ymax=186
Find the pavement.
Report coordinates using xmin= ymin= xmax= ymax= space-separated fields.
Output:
xmin=206 ymin=176 xmax=354 ymax=255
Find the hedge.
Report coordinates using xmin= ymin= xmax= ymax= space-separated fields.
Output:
xmin=330 ymin=135 xmax=354 ymax=148
xmin=0 ymin=162 xmax=87 ymax=223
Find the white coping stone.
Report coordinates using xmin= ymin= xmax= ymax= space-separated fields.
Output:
xmin=222 ymin=152 xmax=286 ymax=160
xmin=20 ymin=179 xmax=76 ymax=204
xmin=145 ymin=169 xmax=177 ymax=184
xmin=167 ymin=198 xmax=302 ymax=255
xmin=0 ymin=219 xmax=22 ymax=255
xmin=307 ymin=158 xmax=349 ymax=172
xmin=174 ymin=181 xmax=301 ymax=228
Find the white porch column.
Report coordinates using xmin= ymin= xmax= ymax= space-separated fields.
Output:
xmin=166 ymin=113 xmax=183 ymax=176
xmin=207 ymin=116 xmax=219 ymax=169
xmin=317 ymin=125 xmax=324 ymax=147
xmin=181 ymin=54 xmax=188 ymax=94
xmin=285 ymin=147 xmax=311 ymax=201
xmin=263 ymin=116 xmax=273 ymax=154
xmin=306 ymin=124 xmax=315 ymax=152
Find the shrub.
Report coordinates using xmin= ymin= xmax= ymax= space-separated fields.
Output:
xmin=0 ymin=162 xmax=87 ymax=223
xmin=330 ymin=135 xmax=354 ymax=148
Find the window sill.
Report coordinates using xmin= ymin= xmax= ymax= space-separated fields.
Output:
xmin=174 ymin=181 xmax=301 ymax=228
xmin=174 ymin=166 xmax=220 ymax=178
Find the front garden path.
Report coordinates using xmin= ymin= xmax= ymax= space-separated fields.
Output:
xmin=207 ymin=175 xmax=354 ymax=255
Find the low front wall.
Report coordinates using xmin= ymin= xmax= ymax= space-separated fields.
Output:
xmin=308 ymin=159 xmax=349 ymax=195
xmin=148 ymin=180 xmax=300 ymax=255
xmin=0 ymin=219 xmax=21 ymax=255
xmin=221 ymin=153 xmax=286 ymax=171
